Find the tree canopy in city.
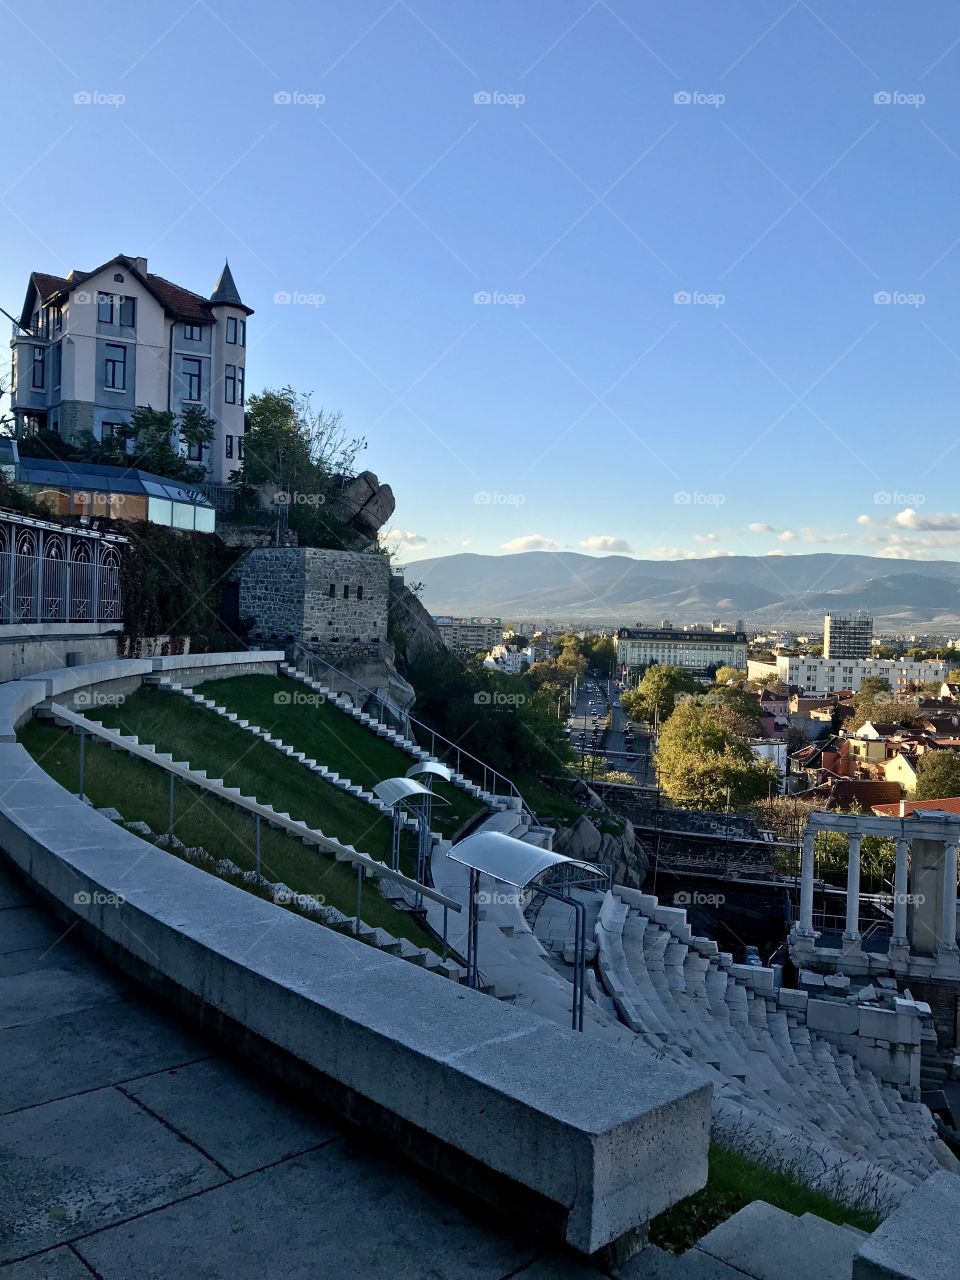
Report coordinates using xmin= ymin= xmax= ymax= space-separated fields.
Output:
xmin=656 ymin=698 xmax=778 ymax=810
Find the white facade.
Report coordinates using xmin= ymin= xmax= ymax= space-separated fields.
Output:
xmin=774 ymin=655 xmax=947 ymax=694
xmin=484 ymin=644 xmax=533 ymax=673
xmin=617 ymin=627 xmax=747 ymax=674
xmin=10 ymin=255 xmax=252 ymax=484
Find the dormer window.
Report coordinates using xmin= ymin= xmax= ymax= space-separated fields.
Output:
xmin=184 ymin=323 xmax=203 ymax=341
xmin=114 ymin=273 xmax=124 ymax=283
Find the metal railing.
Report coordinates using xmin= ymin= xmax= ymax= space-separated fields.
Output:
xmin=292 ymin=642 xmax=541 ymax=829
xmin=0 ymin=551 xmax=121 ymax=623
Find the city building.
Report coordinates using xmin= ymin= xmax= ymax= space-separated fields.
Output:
xmin=615 ymin=625 xmax=747 ymax=676
xmin=824 ymin=612 xmax=873 ymax=660
xmin=9 ymin=254 xmax=252 ymax=484
xmin=484 ymin=643 xmax=533 ymax=674
xmin=764 ymin=655 xmax=947 ymax=694
xmin=432 ymin=615 xmax=504 ymax=653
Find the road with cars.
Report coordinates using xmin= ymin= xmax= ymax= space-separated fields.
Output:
xmin=564 ymin=676 xmax=653 ymax=784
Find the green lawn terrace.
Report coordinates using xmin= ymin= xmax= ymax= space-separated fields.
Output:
xmin=18 ymin=695 xmax=438 ymax=951
xmin=191 ymin=673 xmax=485 ymax=841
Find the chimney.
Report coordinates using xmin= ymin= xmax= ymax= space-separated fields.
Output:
xmin=133 ymin=257 xmax=148 ymax=275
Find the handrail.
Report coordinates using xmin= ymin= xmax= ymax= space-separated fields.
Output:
xmin=291 ymin=642 xmax=542 ymax=829
xmin=48 ymin=702 xmax=461 ymax=913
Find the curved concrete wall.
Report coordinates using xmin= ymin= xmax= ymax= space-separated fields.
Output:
xmin=0 ymin=654 xmax=712 ymax=1259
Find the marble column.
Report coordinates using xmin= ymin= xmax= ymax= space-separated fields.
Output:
xmin=797 ymin=828 xmax=816 ymax=936
xmin=843 ymin=833 xmax=861 ymax=942
xmin=941 ymin=840 xmax=959 ymax=953
xmin=891 ymin=837 xmax=909 ymax=947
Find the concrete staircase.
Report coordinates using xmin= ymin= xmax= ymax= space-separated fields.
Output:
xmin=596 ymin=887 xmax=944 ymax=1206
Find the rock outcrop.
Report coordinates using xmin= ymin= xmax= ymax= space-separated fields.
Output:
xmin=388 ymin=573 xmax=444 ymax=662
xmin=328 ymin=471 xmax=396 ymax=541
xmin=552 ymin=813 xmax=647 ymax=886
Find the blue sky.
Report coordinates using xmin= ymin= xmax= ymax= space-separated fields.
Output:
xmin=4 ymin=2 xmax=960 ymax=564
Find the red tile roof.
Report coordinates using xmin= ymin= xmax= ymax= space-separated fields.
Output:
xmin=873 ymin=796 xmax=960 ymax=817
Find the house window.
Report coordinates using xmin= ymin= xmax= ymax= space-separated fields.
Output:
xmin=236 ymin=437 xmax=244 ymax=459
xmin=357 ymin=584 xmax=362 ymax=601
xmin=182 ymin=357 xmax=201 ymax=401
xmin=53 ymin=306 xmax=62 ymax=333
xmin=225 ymin=364 xmax=236 ymax=404
xmin=184 ymin=323 xmax=203 ymax=342
xmin=329 ymin=583 xmax=336 ymax=598
xmin=186 ymin=440 xmax=203 ymax=462
xmin=225 ymin=434 xmax=233 ymax=459
xmin=226 ymin=316 xmax=238 ymax=344
xmin=97 ymin=294 xmax=114 ymax=324
xmin=53 ymin=343 xmax=62 ymax=390
xmin=104 ymin=344 xmax=126 ymax=390
xmin=119 ymin=296 xmax=136 ymax=328
xmin=240 ymin=319 xmax=246 ymax=346
xmin=237 ymin=366 xmax=245 ymax=405
xmin=31 ymin=346 xmax=45 ymax=389
xmin=343 ymin=585 xmax=350 ymax=599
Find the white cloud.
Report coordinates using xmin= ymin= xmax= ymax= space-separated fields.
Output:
xmin=693 ymin=531 xmax=720 ymax=543
xmin=580 ymin=535 xmax=634 ymax=554
xmin=895 ymin=508 xmax=960 ymax=531
xmin=778 ymin=529 xmax=798 ymax=542
xmin=704 ymin=548 xmax=733 ymax=558
xmin=857 ymin=514 xmax=873 ymax=526
xmin=765 ymin=549 xmax=788 ymax=556
xmin=748 ymin=522 xmax=774 ymax=534
xmin=501 ymin=534 xmax=558 ymax=552
xmin=382 ymin=528 xmax=427 ymax=549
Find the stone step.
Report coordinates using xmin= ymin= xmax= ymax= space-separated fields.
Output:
xmin=691 ymin=1201 xmax=862 ymax=1280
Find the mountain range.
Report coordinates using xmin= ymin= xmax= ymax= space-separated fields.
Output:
xmin=403 ymin=552 xmax=960 ymax=628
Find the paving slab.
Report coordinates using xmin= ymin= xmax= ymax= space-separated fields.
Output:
xmin=0 ymin=996 xmax=212 ymax=1114
xmin=0 ymin=1247 xmax=95 ymax=1278
xmin=0 ymin=907 xmax=73 ymax=957
xmin=122 ymin=1057 xmax=340 ymax=1176
xmin=622 ymin=1245 xmax=748 ymax=1278
xmin=0 ymin=1086 xmax=226 ymax=1263
xmin=74 ymin=1141 xmax=547 ymax=1280
xmin=0 ymin=964 xmax=128 ymax=1029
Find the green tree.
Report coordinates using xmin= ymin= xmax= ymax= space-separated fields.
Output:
xmin=656 ymin=699 xmax=778 ymax=810
xmin=179 ymin=404 xmax=217 ymax=462
xmin=914 ymin=751 xmax=960 ymax=801
xmin=858 ymin=676 xmax=891 ymax=699
xmin=631 ymin=664 xmax=698 ymax=722
xmin=713 ymin=665 xmax=747 ymax=686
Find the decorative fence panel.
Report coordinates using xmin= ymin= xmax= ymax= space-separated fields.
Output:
xmin=0 ymin=514 xmax=124 ymax=625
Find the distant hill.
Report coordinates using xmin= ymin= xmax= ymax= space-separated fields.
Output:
xmin=403 ymin=552 xmax=960 ymax=626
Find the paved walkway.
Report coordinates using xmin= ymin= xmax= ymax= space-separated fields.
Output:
xmin=0 ymin=857 xmax=602 ymax=1280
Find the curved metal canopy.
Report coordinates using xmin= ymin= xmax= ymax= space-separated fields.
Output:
xmin=373 ymin=776 xmax=432 ymax=808
xmin=406 ymin=761 xmax=454 ymax=783
xmin=446 ymin=830 xmax=598 ymax=889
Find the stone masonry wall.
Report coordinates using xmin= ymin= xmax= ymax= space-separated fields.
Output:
xmin=239 ymin=548 xmax=389 ymax=650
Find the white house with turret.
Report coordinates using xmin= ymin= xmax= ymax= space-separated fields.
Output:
xmin=8 ymin=254 xmax=252 ymax=484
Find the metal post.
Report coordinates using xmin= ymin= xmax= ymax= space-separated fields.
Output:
xmin=467 ymin=868 xmax=480 ymax=989
xmin=78 ymin=727 xmax=86 ymax=802
xmin=391 ymin=807 xmax=401 ymax=872
xmin=168 ymin=773 xmax=175 ymax=836
xmin=355 ymin=863 xmax=363 ymax=936
xmin=255 ymin=812 xmax=262 ymax=878
xmin=442 ymin=905 xmax=448 ymax=958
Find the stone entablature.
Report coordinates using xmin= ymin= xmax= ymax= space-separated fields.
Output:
xmin=239 ymin=548 xmax=389 ymax=650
